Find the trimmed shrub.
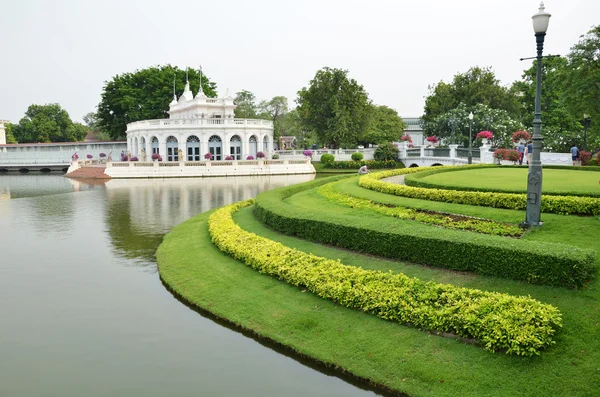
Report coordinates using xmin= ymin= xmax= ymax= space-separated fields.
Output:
xmin=211 ymin=200 xmax=562 ymax=356
xmin=272 ymin=153 xmax=280 ymax=159
xmin=254 ymin=175 xmax=596 ymax=288
xmin=320 ymin=153 xmax=335 ymax=164
xmin=351 ymin=152 xmax=364 ymax=161
xmin=373 ymin=142 xmax=399 ymax=161
xmin=225 ymin=155 xmax=234 ymax=160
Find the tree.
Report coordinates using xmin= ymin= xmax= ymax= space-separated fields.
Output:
xmin=233 ymin=90 xmax=258 ymax=119
xmin=360 ymin=105 xmax=406 ymax=145
xmin=424 ymin=103 xmax=523 ymax=148
xmin=512 ymin=56 xmax=582 ymax=152
xmin=4 ymin=122 xmax=17 ymax=144
xmin=423 ymin=66 xmax=520 ymax=126
xmin=257 ymin=96 xmax=289 ymax=140
xmin=83 ymin=111 xmax=110 ymax=141
xmin=97 ymin=65 xmax=217 ymax=140
xmin=296 ymin=67 xmax=371 ymax=148
xmin=12 ymin=104 xmax=88 ymax=143
xmin=561 ymin=25 xmax=600 ymax=149
xmin=277 ymin=109 xmax=313 ymax=148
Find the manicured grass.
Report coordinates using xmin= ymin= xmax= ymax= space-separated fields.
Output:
xmin=411 ymin=167 xmax=600 ymax=196
xmin=157 ymin=174 xmax=600 ymax=396
xmin=312 ymin=161 xmax=405 ymax=174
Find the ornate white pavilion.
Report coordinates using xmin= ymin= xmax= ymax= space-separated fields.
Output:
xmin=125 ymin=76 xmax=274 ymax=161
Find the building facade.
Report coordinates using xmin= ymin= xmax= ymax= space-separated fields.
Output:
xmin=125 ymin=78 xmax=274 ymax=161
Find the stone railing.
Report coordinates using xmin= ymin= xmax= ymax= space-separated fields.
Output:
xmin=127 ymin=118 xmax=273 ymax=131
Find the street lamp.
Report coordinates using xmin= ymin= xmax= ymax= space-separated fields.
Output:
xmin=525 ymin=1 xmax=551 ymax=227
xmin=582 ymin=114 xmax=591 ymax=152
xmin=468 ymin=112 xmax=474 ymax=164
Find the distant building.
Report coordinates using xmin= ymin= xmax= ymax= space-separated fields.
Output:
xmin=402 ymin=117 xmax=424 ymax=146
xmin=125 ymin=70 xmax=274 ymax=161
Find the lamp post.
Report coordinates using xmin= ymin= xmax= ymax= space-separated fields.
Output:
xmin=582 ymin=114 xmax=591 ymax=152
xmin=449 ymin=117 xmax=456 ymax=145
xmin=468 ymin=112 xmax=474 ymax=164
xmin=525 ymin=2 xmax=551 ymax=227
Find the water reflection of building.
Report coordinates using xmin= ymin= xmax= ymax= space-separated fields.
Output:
xmin=0 ymin=186 xmax=10 ymax=200
xmin=105 ymin=175 xmax=315 ymax=240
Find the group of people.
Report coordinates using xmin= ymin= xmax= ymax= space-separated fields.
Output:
xmin=516 ymin=141 xmax=534 ymax=166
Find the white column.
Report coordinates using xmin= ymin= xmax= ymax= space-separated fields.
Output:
xmin=449 ymin=144 xmax=458 ymax=159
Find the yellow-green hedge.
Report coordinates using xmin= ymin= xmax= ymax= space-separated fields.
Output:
xmin=208 ymin=200 xmax=562 ymax=356
xmin=360 ymin=168 xmax=600 ymax=215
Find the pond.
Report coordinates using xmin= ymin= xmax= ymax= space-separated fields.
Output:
xmin=0 ymin=174 xmax=386 ymax=397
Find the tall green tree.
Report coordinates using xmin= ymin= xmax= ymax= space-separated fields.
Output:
xmin=512 ymin=56 xmax=582 ymax=152
xmin=561 ymin=25 xmax=600 ymax=150
xmin=423 ymin=66 xmax=520 ymax=128
xmin=277 ymin=109 xmax=313 ymax=148
xmin=233 ymin=90 xmax=258 ymax=119
xmin=296 ymin=67 xmax=371 ymax=148
xmin=360 ymin=105 xmax=406 ymax=145
xmin=4 ymin=122 xmax=17 ymax=144
xmin=257 ymin=96 xmax=289 ymax=140
xmin=12 ymin=104 xmax=88 ymax=143
xmin=97 ymin=65 xmax=217 ymax=140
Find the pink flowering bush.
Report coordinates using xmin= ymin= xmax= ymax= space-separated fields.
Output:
xmin=476 ymin=131 xmax=493 ymax=140
xmin=303 ymin=150 xmax=313 ymax=157
xmin=256 ymin=151 xmax=265 ymax=158
xmin=225 ymin=155 xmax=234 ymax=160
xmin=246 ymin=155 xmax=255 ymax=160
xmin=151 ymin=153 xmax=162 ymax=161
xmin=400 ymin=135 xmax=412 ymax=142
xmin=204 ymin=152 xmax=214 ymax=160
xmin=426 ymin=136 xmax=438 ymax=144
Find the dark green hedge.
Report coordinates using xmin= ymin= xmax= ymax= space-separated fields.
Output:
xmin=253 ymin=179 xmax=596 ymax=289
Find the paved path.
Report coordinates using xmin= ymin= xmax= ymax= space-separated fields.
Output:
xmin=381 ymin=175 xmax=406 ymax=185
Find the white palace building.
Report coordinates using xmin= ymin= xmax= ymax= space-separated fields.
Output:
xmin=125 ymin=76 xmax=274 ymax=162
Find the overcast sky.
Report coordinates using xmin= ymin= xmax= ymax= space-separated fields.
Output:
xmin=1 ymin=0 xmax=598 ymax=124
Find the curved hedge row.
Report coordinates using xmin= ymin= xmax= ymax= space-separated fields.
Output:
xmin=253 ymin=176 xmax=596 ymax=288
xmin=209 ymin=200 xmax=563 ymax=356
xmin=404 ymin=166 xmax=600 ymax=198
xmin=317 ymin=182 xmax=525 ymax=237
xmin=360 ymin=168 xmax=600 ymax=215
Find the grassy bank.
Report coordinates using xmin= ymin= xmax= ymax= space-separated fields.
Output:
xmin=157 ymin=174 xmax=600 ymax=396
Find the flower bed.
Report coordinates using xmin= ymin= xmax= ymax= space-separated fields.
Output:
xmin=209 ymin=200 xmax=562 ymax=356
xmin=317 ymin=182 xmax=525 ymax=237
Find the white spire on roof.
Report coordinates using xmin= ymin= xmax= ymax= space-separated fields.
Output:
xmin=181 ymin=67 xmax=193 ymax=101
xmin=169 ymin=74 xmax=177 ymax=106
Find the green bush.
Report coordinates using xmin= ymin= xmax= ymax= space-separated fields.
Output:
xmin=351 ymin=152 xmax=364 ymax=161
xmin=324 ymin=159 xmax=398 ymax=169
xmin=254 ymin=177 xmax=596 ymax=288
xmin=272 ymin=153 xmax=280 ymax=159
xmin=373 ymin=142 xmax=399 ymax=161
xmin=320 ymin=153 xmax=335 ymax=164
xmin=210 ymin=200 xmax=562 ymax=356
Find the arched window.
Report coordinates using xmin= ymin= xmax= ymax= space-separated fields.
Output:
xmin=166 ymin=136 xmax=178 ymax=162
xmin=249 ymin=136 xmax=258 ymax=158
xmin=151 ymin=137 xmax=159 ymax=154
xmin=208 ymin=135 xmax=222 ymax=160
xmin=186 ymin=135 xmax=200 ymax=161
xmin=230 ymin=135 xmax=242 ymax=160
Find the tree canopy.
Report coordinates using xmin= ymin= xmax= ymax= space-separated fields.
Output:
xmin=11 ymin=104 xmax=88 ymax=143
xmin=422 ymin=66 xmax=520 ymax=128
xmin=360 ymin=105 xmax=406 ymax=146
xmin=3 ymin=122 xmax=17 ymax=144
xmin=233 ymin=90 xmax=258 ymax=119
xmin=296 ymin=67 xmax=371 ymax=148
xmin=97 ymin=65 xmax=217 ymax=140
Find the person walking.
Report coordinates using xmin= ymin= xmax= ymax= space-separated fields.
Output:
xmin=517 ymin=141 xmax=525 ymax=165
xmin=524 ymin=140 xmax=533 ymax=166
xmin=570 ymin=144 xmax=580 ymax=166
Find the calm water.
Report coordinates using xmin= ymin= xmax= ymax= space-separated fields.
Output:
xmin=0 ymin=174 xmax=385 ymax=397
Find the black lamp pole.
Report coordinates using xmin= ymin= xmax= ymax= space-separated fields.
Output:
xmin=583 ymin=114 xmax=591 ymax=152
xmin=525 ymin=2 xmax=551 ymax=227
xmin=468 ymin=112 xmax=473 ymax=164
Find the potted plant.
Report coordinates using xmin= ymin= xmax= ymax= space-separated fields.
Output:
xmin=246 ymin=155 xmax=255 ymax=160
xmin=303 ymin=150 xmax=313 ymax=157
xmin=476 ymin=131 xmax=493 ymax=145
xmin=151 ymin=153 xmax=162 ymax=161
xmin=400 ymin=134 xmax=412 ymax=143
xmin=426 ymin=136 xmax=438 ymax=147
xmin=256 ymin=151 xmax=265 ymax=158
xmin=204 ymin=152 xmax=214 ymax=160
xmin=224 ymin=155 xmax=234 ymax=160
xmin=512 ymin=130 xmax=531 ymax=144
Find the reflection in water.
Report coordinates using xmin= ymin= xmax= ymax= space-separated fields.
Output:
xmin=104 ymin=175 xmax=315 ymax=266
xmin=0 ymin=173 xmax=389 ymax=397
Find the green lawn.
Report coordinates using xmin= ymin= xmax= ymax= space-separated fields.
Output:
xmin=157 ymin=173 xmax=600 ymax=397
xmin=412 ymin=167 xmax=600 ymax=196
